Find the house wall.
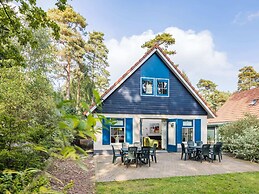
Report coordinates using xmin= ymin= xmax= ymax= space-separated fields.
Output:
xmin=96 ymin=53 xmax=207 ymax=116
xmin=94 ymin=114 xmax=207 ymax=154
xmin=93 ymin=52 xmax=210 ymax=153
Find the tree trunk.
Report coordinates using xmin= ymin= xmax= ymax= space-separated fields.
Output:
xmin=76 ymin=72 xmax=81 ymax=114
xmin=65 ymin=56 xmax=71 ymax=100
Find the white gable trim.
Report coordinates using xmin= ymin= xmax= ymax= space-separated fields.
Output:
xmin=89 ymin=49 xmax=157 ymax=113
xmin=155 ymin=49 xmax=216 ymax=118
xmin=90 ymin=47 xmax=216 ymax=118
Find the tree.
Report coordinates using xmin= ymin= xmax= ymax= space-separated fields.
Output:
xmin=237 ymin=66 xmax=259 ymax=91
xmin=22 ymin=28 xmax=57 ymax=74
xmin=47 ymin=5 xmax=88 ymax=100
xmin=86 ymin=31 xmax=110 ymax=94
xmin=141 ymin=33 xmax=176 ymax=55
xmin=0 ymin=0 xmax=67 ymax=68
xmin=210 ymin=90 xmax=231 ymax=111
xmin=71 ymin=31 xmax=110 ymax=111
xmin=197 ymin=79 xmax=230 ymax=111
xmin=0 ymin=67 xmax=58 ymax=171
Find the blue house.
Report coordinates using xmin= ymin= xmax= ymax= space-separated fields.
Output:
xmin=91 ymin=45 xmax=215 ymax=153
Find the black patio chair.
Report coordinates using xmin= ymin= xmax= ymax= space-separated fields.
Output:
xmin=150 ymin=144 xmax=157 ymax=163
xmin=187 ymin=140 xmax=194 ymax=147
xmin=139 ymin=146 xmax=151 ymax=167
xmin=198 ymin=144 xmax=211 ymax=163
xmin=181 ymin=143 xmax=193 ymax=160
xmin=215 ymin=142 xmax=223 ymax=160
xmin=111 ymin=145 xmax=122 ymax=164
xmin=122 ymin=142 xmax=129 ymax=149
xmin=124 ymin=146 xmax=138 ymax=168
xmin=196 ymin=141 xmax=203 ymax=146
xmin=210 ymin=144 xmax=221 ymax=162
xmin=187 ymin=141 xmax=196 ymax=158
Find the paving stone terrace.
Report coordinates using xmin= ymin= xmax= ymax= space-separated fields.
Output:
xmin=94 ymin=152 xmax=259 ymax=182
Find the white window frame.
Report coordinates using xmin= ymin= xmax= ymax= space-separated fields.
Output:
xmin=110 ymin=118 xmax=125 ymax=144
xmin=182 ymin=120 xmax=194 ymax=142
xmin=157 ymin=78 xmax=169 ymax=97
xmin=140 ymin=77 xmax=155 ymax=96
xmin=182 ymin=127 xmax=194 ymax=142
xmin=140 ymin=77 xmax=169 ymax=97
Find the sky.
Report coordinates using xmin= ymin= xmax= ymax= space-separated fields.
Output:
xmin=37 ymin=0 xmax=259 ymax=92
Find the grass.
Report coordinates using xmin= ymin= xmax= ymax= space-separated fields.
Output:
xmin=96 ymin=172 xmax=259 ymax=194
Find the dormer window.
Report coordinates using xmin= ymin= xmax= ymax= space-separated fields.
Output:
xmin=249 ymin=99 xmax=258 ymax=106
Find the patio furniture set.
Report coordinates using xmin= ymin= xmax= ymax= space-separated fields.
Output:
xmin=111 ymin=142 xmax=157 ymax=168
xmin=181 ymin=141 xmax=223 ymax=163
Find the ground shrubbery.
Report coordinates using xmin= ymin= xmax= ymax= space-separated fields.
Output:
xmin=0 ymin=67 xmax=99 ymax=193
xmin=218 ymin=114 xmax=259 ymax=162
xmin=0 ymin=68 xmax=61 ymax=193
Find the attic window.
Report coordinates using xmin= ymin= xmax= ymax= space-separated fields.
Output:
xmin=249 ymin=99 xmax=258 ymax=106
xmin=141 ymin=77 xmax=169 ymax=97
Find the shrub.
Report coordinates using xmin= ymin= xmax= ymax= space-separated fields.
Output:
xmin=218 ymin=114 xmax=259 ymax=162
xmin=0 ymin=169 xmax=50 ymax=194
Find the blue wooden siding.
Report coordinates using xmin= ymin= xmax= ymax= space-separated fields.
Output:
xmin=176 ymin=119 xmax=183 ymax=144
xmin=141 ymin=53 xmax=169 ymax=78
xmin=125 ymin=118 xmax=133 ymax=144
xmin=194 ymin=119 xmax=201 ymax=141
xmin=102 ymin=118 xmax=110 ymax=145
xmin=96 ymin=53 xmax=207 ymax=115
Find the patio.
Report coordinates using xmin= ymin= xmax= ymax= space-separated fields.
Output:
xmin=94 ymin=152 xmax=259 ymax=182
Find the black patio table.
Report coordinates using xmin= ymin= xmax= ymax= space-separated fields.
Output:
xmin=121 ymin=147 xmax=148 ymax=166
xmin=188 ymin=145 xmax=202 ymax=160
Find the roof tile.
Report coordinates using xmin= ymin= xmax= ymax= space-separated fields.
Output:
xmin=208 ymin=87 xmax=259 ymax=124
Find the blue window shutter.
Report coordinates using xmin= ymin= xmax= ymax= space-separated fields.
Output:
xmin=176 ymin=119 xmax=183 ymax=144
xmin=102 ymin=118 xmax=110 ymax=145
xmin=195 ymin=119 xmax=201 ymax=141
xmin=126 ymin=118 xmax=133 ymax=144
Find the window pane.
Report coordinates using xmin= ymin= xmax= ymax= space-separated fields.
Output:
xmin=182 ymin=127 xmax=193 ymax=142
xmin=142 ymin=79 xmax=153 ymax=95
xmin=113 ymin=119 xmax=124 ymax=126
xmin=188 ymin=128 xmax=193 ymax=141
xmin=207 ymin=129 xmax=215 ymax=143
xmin=182 ymin=128 xmax=188 ymax=142
xmin=183 ymin=120 xmax=193 ymax=127
xmin=157 ymin=80 xmax=168 ymax=96
xmin=111 ymin=127 xmax=125 ymax=143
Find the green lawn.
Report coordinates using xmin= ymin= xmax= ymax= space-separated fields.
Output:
xmin=96 ymin=172 xmax=259 ymax=194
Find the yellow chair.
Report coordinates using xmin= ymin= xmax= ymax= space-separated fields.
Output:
xmin=144 ymin=137 xmax=158 ymax=148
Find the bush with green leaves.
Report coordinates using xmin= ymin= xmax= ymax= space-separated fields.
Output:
xmin=0 ymin=67 xmax=59 ymax=171
xmin=218 ymin=114 xmax=259 ymax=162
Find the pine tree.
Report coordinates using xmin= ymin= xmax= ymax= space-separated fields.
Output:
xmin=47 ymin=5 xmax=88 ymax=100
xmin=197 ymin=79 xmax=230 ymax=111
xmin=86 ymin=31 xmax=110 ymax=94
xmin=237 ymin=66 xmax=259 ymax=91
xmin=141 ymin=33 xmax=176 ymax=55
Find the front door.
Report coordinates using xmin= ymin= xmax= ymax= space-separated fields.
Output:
xmin=167 ymin=119 xmax=177 ymax=152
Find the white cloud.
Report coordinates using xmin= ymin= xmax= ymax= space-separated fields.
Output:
xmin=105 ymin=27 xmax=237 ymax=92
xmin=247 ymin=11 xmax=259 ymax=21
xmin=233 ymin=11 xmax=259 ymax=25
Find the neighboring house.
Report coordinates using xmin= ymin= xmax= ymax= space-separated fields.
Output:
xmin=91 ymin=45 xmax=215 ymax=154
xmin=208 ymin=87 xmax=259 ymax=142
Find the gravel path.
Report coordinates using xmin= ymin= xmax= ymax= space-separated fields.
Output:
xmin=47 ymin=155 xmax=95 ymax=194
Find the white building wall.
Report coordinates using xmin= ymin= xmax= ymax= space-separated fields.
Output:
xmin=93 ymin=113 xmax=208 ymax=153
